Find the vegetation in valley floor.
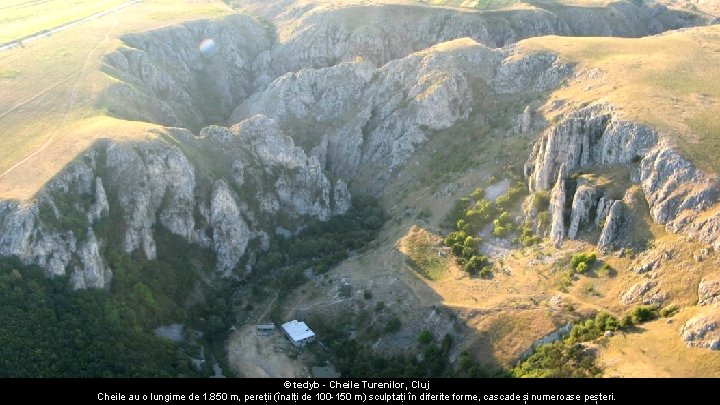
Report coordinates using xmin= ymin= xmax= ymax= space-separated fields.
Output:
xmin=237 ymin=196 xmax=387 ymax=324
xmin=307 ymin=309 xmax=492 ymax=378
xmin=443 ymin=182 xmax=538 ymax=277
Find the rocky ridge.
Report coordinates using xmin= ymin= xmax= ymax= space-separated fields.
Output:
xmin=101 ymin=0 xmax=710 ymax=134
xmin=524 ymin=103 xmax=720 ymax=254
xmin=0 ymin=116 xmax=350 ymax=288
xmin=244 ymin=0 xmax=706 ymax=74
xmin=1 ymin=2 xmax=719 ymax=350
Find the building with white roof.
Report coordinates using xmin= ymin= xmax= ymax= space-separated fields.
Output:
xmin=281 ymin=320 xmax=315 ymax=347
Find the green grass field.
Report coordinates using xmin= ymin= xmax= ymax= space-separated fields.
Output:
xmin=0 ymin=0 xmax=129 ymax=45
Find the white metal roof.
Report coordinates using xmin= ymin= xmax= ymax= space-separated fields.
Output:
xmin=282 ymin=320 xmax=315 ymax=342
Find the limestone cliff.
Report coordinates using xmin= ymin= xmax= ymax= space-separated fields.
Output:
xmin=101 ymin=14 xmax=275 ymax=131
xmin=0 ymin=116 xmax=350 ymax=288
xmin=233 ymin=39 xmax=570 ymax=184
xmin=524 ymin=103 xmax=720 ymax=253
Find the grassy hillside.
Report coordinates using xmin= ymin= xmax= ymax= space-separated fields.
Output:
xmin=0 ymin=0 xmax=128 ymax=45
xmin=0 ymin=0 xmax=234 ymax=200
xmin=415 ymin=0 xmax=619 ymax=10
xmin=519 ymin=25 xmax=720 ymax=174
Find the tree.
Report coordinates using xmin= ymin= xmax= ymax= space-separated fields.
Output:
xmin=463 ymin=255 xmax=489 ymax=275
xmin=418 ymin=330 xmax=434 ymax=345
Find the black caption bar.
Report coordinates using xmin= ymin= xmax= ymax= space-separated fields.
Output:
xmin=0 ymin=378 xmax=716 ymax=404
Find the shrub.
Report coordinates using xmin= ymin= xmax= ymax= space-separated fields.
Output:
xmin=595 ymin=312 xmax=619 ymax=332
xmin=516 ymin=222 xmax=541 ymax=246
xmin=418 ymin=330 xmax=434 ymax=345
xmin=537 ymin=211 xmax=551 ymax=231
xmin=417 ymin=207 xmax=432 ymax=220
xmin=496 ymin=182 xmax=528 ymax=210
xmin=492 ymin=212 xmax=514 ymax=238
xmin=470 ymin=187 xmax=485 ymax=200
xmin=620 ymin=315 xmax=634 ymax=328
xmin=570 ymin=252 xmax=597 ymax=272
xmin=444 ymin=198 xmax=470 ymax=228
xmin=463 ymin=255 xmax=490 ymax=275
xmin=363 ymin=289 xmax=373 ymax=300
xmin=465 ymin=199 xmax=496 ymax=232
xmin=659 ymin=304 xmax=679 ymax=318
xmin=495 ymin=194 xmax=510 ymax=210
xmin=576 ymin=262 xmax=589 ymax=274
xmin=531 ymin=191 xmax=551 ymax=212
xmin=384 ymin=316 xmax=401 ymax=333
xmin=630 ymin=306 xmax=657 ymax=324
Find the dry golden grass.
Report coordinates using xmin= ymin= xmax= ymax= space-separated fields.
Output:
xmin=398 ymin=226 xmax=451 ymax=281
xmin=417 ymin=0 xmax=616 ymax=10
xmin=0 ymin=0 xmax=234 ymax=200
xmin=520 ymin=25 xmax=720 ymax=174
xmin=596 ymin=307 xmax=720 ymax=377
xmin=0 ymin=0 xmax=127 ymax=45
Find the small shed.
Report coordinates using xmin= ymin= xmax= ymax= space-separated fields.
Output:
xmin=281 ymin=320 xmax=315 ymax=347
xmin=256 ymin=324 xmax=275 ymax=336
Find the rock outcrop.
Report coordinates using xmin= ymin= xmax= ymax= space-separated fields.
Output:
xmin=524 ymin=105 xmax=657 ymax=193
xmin=568 ymin=183 xmax=597 ymax=239
xmin=524 ymin=102 xmax=720 ymax=253
xmin=549 ymin=165 xmax=567 ymax=247
xmin=620 ymin=280 xmax=663 ymax=305
xmin=699 ymin=275 xmax=720 ymax=306
xmin=0 ymin=115 xmax=350 ymax=288
xmin=102 ymin=14 xmax=275 ymax=131
xmin=597 ymin=201 xmax=628 ymax=253
xmin=681 ymin=308 xmax=720 ymax=350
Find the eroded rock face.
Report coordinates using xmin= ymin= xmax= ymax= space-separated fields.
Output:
xmin=699 ymin=275 xmax=720 ymax=306
xmin=0 ymin=159 xmax=111 ymax=289
xmin=549 ymin=165 xmax=567 ymax=247
xmin=525 ymin=105 xmax=657 ymax=193
xmin=234 ymin=38 xmax=569 ymax=183
xmin=681 ymin=308 xmax=720 ymax=350
xmin=247 ymin=0 xmax=706 ymax=75
xmin=3 ymin=3 xmax=716 ymax=290
xmin=0 ymin=115 xmax=350 ymax=288
xmin=209 ymin=180 xmax=251 ymax=276
xmin=568 ymin=183 xmax=597 ymax=239
xmin=598 ymin=201 xmax=627 ymax=253
xmin=102 ymin=14 xmax=275 ymax=130
xmin=524 ymin=102 xmax=720 ymax=253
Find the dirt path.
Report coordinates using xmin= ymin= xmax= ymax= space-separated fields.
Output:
xmin=256 ymin=291 xmax=279 ymax=323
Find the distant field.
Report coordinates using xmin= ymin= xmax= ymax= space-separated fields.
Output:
xmin=0 ymin=0 xmax=128 ymax=45
xmin=0 ymin=0 xmax=234 ymax=200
